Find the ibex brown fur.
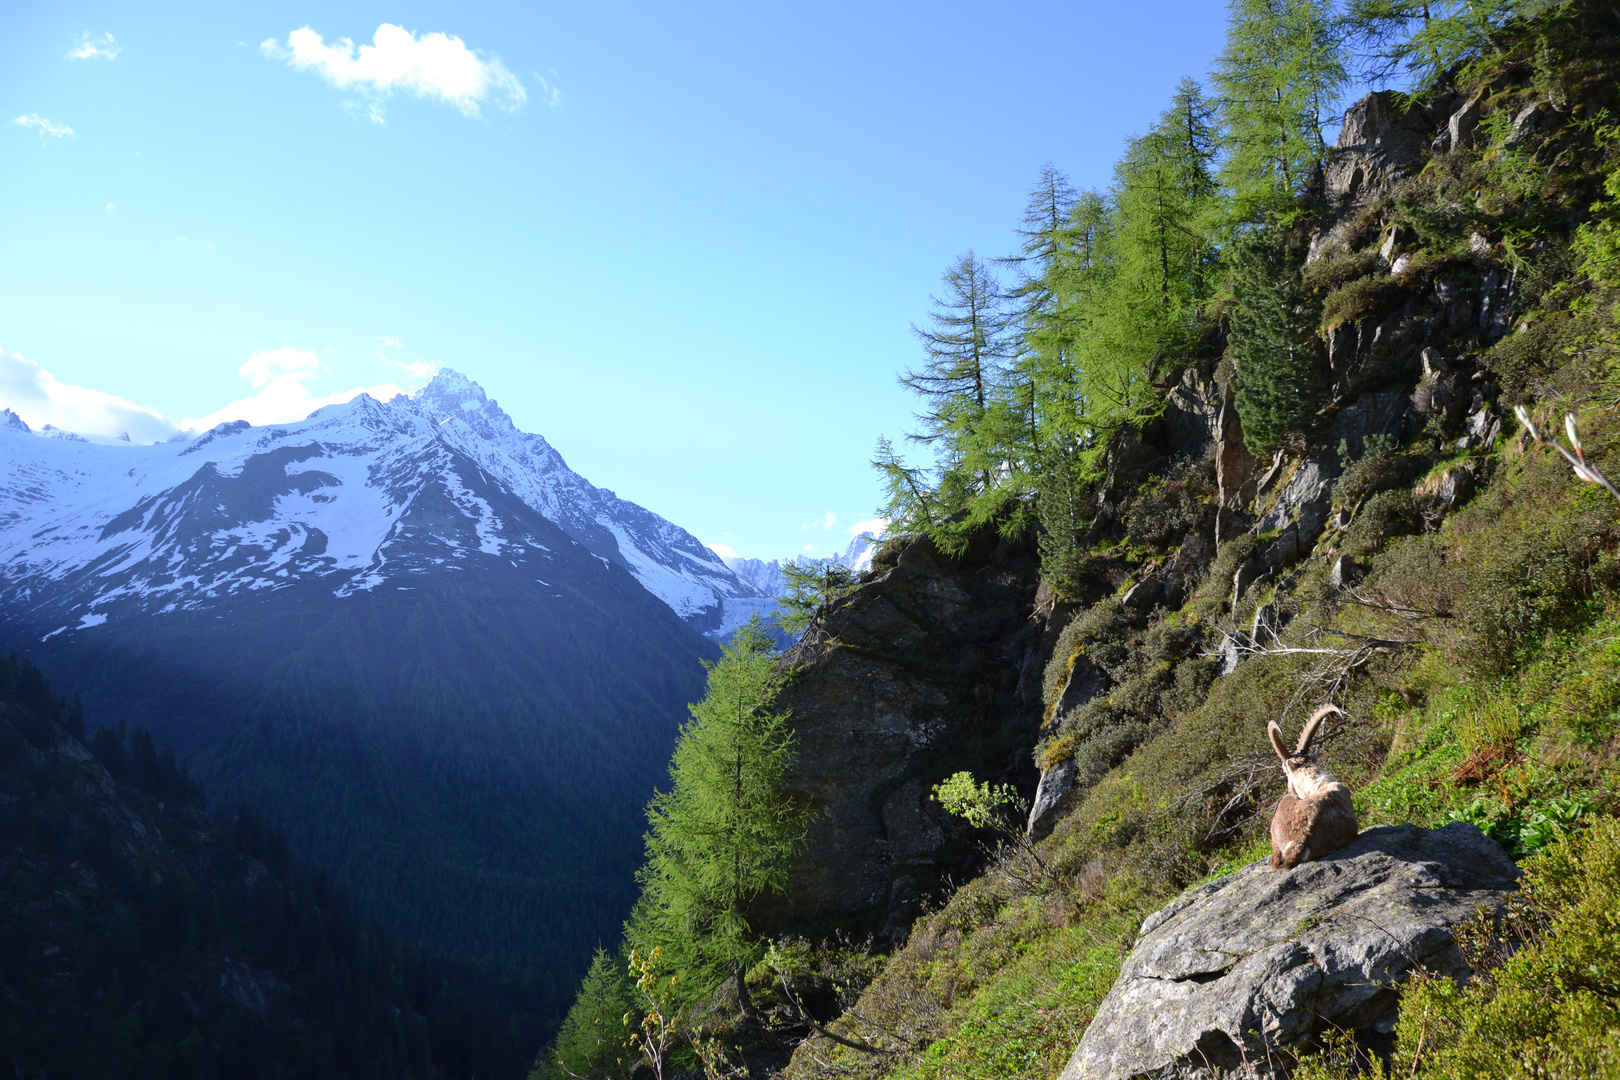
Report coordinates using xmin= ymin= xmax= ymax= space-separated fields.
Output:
xmin=1268 ymin=704 xmax=1358 ymax=870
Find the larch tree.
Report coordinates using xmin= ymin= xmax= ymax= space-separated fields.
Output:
xmin=901 ymin=251 xmax=1016 ymax=494
xmin=1212 ymin=0 xmax=1346 ymax=222
xmin=1214 ymin=0 xmax=1344 ymax=452
xmin=1343 ymin=0 xmax=1552 ymax=86
xmin=1109 ymin=78 xmax=1221 ymax=377
xmin=626 ymin=618 xmax=803 ymax=1014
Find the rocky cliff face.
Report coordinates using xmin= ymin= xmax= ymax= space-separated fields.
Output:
xmin=760 ymin=526 xmax=1049 ymax=941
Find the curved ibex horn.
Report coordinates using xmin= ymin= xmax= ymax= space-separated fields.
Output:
xmin=1268 ymin=720 xmax=1292 ymax=768
xmin=1295 ymin=704 xmax=1343 ymax=756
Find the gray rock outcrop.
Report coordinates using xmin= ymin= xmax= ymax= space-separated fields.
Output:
xmin=1324 ymin=91 xmax=1438 ymax=211
xmin=1059 ymin=823 xmax=1519 ymax=1080
xmin=763 ymin=528 xmax=1045 ymax=939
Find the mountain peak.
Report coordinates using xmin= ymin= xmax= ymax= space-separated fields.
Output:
xmin=414 ymin=368 xmax=491 ymax=414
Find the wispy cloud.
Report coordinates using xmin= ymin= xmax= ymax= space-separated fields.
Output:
xmin=105 ymin=203 xmax=117 ymax=214
xmin=847 ymin=517 xmax=887 ymax=538
xmin=0 ymin=348 xmax=436 ymax=442
xmin=530 ymin=71 xmax=563 ymax=108
xmin=185 ymin=347 xmax=425 ymax=430
xmin=0 ymin=348 xmax=178 ymax=442
xmin=373 ymin=337 xmax=436 ymax=381
xmin=14 ymin=115 xmax=75 ymax=138
xmin=261 ymin=24 xmax=526 ymax=120
xmin=68 ymin=32 xmax=120 ymax=61
xmin=708 ymin=543 xmax=740 ymax=560
xmin=801 ymin=510 xmax=838 ymax=532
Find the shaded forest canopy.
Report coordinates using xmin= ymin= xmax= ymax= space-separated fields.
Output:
xmin=0 ymin=653 xmax=552 ymax=1080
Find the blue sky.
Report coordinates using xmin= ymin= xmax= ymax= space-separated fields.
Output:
xmin=1 ymin=1 xmax=1234 ymax=562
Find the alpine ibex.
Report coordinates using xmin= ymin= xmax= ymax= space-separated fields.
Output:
xmin=1268 ymin=704 xmax=1358 ymax=870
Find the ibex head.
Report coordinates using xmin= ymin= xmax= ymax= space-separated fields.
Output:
xmin=1269 ymin=704 xmax=1348 ymax=804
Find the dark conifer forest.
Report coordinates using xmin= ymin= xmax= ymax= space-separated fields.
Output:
xmin=0 ymin=653 xmax=551 ymax=1079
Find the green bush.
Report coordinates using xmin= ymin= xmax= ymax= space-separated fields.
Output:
xmin=1385 ymin=817 xmax=1620 ymax=1078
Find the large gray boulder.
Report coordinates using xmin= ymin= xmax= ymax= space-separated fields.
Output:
xmin=1058 ymin=823 xmax=1519 ymax=1080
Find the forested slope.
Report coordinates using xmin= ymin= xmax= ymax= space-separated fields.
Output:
xmin=12 ymin=446 xmax=715 ymax=985
xmin=540 ymin=2 xmax=1620 ymax=1077
xmin=0 ymin=655 xmax=548 ymax=1080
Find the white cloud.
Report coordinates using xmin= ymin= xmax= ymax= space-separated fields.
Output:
xmin=801 ymin=510 xmax=838 ymax=531
xmin=391 ymin=360 xmax=438 ymax=381
xmin=847 ymin=516 xmax=887 ymax=538
xmin=0 ymin=347 xmax=436 ymax=442
xmin=68 ymin=32 xmax=120 ymax=61
xmin=261 ymin=24 xmax=526 ymax=119
xmin=0 ymin=348 xmax=180 ymax=442
xmin=531 ymin=71 xmax=563 ymax=107
xmin=14 ymin=114 xmax=75 ymax=138
xmin=105 ymin=203 xmax=117 ymax=214
xmin=708 ymin=543 xmax=739 ymax=560
xmin=378 ymin=336 xmax=404 ymax=349
xmin=803 ymin=544 xmax=818 ymax=554
xmin=185 ymin=347 xmax=425 ymax=430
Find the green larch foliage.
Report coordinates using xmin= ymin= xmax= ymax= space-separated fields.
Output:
xmin=1344 ymin=0 xmax=1560 ymax=86
xmin=901 ymin=251 xmax=1017 ymax=491
xmin=1213 ymin=0 xmax=1346 ymax=222
xmin=1226 ymin=224 xmax=1322 ymax=456
xmin=534 ymin=949 xmax=638 ymax=1080
xmin=1110 ymin=78 xmax=1221 ymax=365
xmin=626 ymin=618 xmax=804 ymax=1007
xmin=776 ymin=557 xmax=861 ymax=636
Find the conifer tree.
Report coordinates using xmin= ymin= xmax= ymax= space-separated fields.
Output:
xmin=1110 ymin=79 xmax=1221 ymax=373
xmin=1213 ymin=0 xmax=1346 ymax=222
xmin=538 ymin=949 xmax=638 ymax=1080
xmin=626 ymin=618 xmax=803 ymax=1012
xmin=1024 ymin=191 xmax=1115 ymax=595
xmin=776 ymin=557 xmax=859 ymax=636
xmin=1003 ymin=164 xmax=1081 ymax=326
xmin=1344 ymin=0 xmax=1548 ymax=85
xmin=901 ymin=252 xmax=1016 ymax=491
xmin=1227 ymin=224 xmax=1321 ymax=455
xmin=995 ymin=166 xmax=1082 ymax=486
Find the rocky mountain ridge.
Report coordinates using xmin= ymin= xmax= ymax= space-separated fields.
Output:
xmin=0 ymin=368 xmax=762 ymax=640
xmin=762 ymin=15 xmax=1620 ymax=1075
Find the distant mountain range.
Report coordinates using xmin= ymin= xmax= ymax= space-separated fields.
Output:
xmin=720 ymin=531 xmax=883 ymax=596
xmin=0 ymin=369 xmax=764 ymax=638
xmin=0 ymin=370 xmax=738 ymax=978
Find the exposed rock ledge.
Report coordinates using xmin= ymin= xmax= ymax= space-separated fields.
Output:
xmin=1059 ymin=823 xmax=1519 ymax=1080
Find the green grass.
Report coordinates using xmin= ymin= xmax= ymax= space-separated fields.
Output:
xmin=892 ymin=914 xmax=1133 ymax=1080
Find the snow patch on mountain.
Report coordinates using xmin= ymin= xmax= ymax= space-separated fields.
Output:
xmin=0 ymin=370 xmax=761 ymax=637
xmin=407 ymin=370 xmax=759 ymax=626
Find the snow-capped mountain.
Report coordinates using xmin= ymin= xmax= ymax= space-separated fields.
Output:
xmin=721 ymin=555 xmax=787 ymax=597
xmin=0 ymin=370 xmax=761 ymax=638
xmin=411 ymin=371 xmax=760 ymax=627
xmin=718 ymin=530 xmax=883 ymax=599
xmin=0 ymin=373 xmax=731 ymax=972
xmin=836 ymin=530 xmax=882 ymax=574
